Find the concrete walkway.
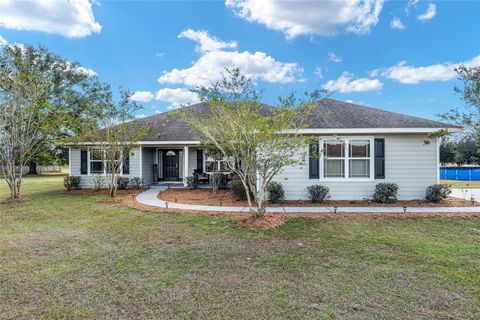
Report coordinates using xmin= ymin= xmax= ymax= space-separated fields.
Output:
xmin=136 ymin=186 xmax=480 ymax=214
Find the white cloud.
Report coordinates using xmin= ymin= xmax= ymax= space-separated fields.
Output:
xmin=324 ymin=72 xmax=383 ymax=93
xmin=381 ymin=55 xmax=480 ymax=84
xmin=0 ymin=0 xmax=101 ymax=38
xmin=345 ymin=99 xmax=354 ymax=103
xmin=314 ymin=66 xmax=323 ymax=79
xmin=75 ymin=66 xmax=97 ymax=77
xmin=135 ymin=114 xmax=147 ymax=119
xmin=225 ymin=0 xmax=384 ymax=39
xmin=405 ymin=0 xmax=419 ymax=14
xmin=179 ymin=29 xmax=237 ymax=53
xmin=417 ymin=3 xmax=436 ymax=21
xmin=390 ymin=17 xmax=405 ymax=30
xmin=328 ymin=52 xmax=342 ymax=63
xmin=0 ymin=35 xmax=6 ymax=46
xmin=159 ymin=32 xmax=302 ymax=87
xmin=155 ymin=88 xmax=200 ymax=109
xmin=130 ymin=91 xmax=154 ymax=102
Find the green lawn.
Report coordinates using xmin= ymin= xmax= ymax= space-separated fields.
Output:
xmin=441 ymin=179 xmax=480 ymax=189
xmin=1 ymin=176 xmax=480 ymax=319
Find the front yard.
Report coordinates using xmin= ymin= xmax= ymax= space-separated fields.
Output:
xmin=1 ymin=175 xmax=480 ymax=319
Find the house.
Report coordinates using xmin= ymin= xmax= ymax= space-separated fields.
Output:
xmin=68 ymin=98 xmax=460 ymax=200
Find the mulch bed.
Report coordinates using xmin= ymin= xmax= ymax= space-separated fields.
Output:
xmin=123 ymin=194 xmax=480 ymax=231
xmin=1 ymin=196 xmax=29 ymax=205
xmin=158 ymin=188 xmax=479 ymax=207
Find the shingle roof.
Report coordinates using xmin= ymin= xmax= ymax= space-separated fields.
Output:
xmin=301 ymin=98 xmax=459 ymax=129
xmin=132 ymin=98 xmax=459 ymax=141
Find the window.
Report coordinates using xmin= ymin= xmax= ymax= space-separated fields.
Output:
xmin=219 ymin=160 xmax=229 ymax=172
xmin=349 ymin=139 xmax=370 ymax=178
xmin=323 ymin=140 xmax=345 ymax=178
xmin=90 ymin=149 xmax=104 ymax=174
xmin=321 ymin=138 xmax=373 ymax=180
xmin=205 ymin=159 xmax=230 ymax=173
xmin=205 ymin=160 xmax=216 ymax=173
xmin=89 ymin=149 xmax=126 ymax=175
xmin=106 ymin=151 xmax=121 ymax=174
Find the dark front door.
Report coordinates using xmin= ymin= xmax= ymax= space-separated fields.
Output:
xmin=163 ymin=150 xmax=179 ymax=180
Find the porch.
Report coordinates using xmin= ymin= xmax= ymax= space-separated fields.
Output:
xmin=140 ymin=144 xmax=230 ymax=187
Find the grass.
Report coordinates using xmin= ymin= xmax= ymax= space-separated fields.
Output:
xmin=1 ymin=176 xmax=480 ymax=319
xmin=441 ymin=179 xmax=480 ymax=189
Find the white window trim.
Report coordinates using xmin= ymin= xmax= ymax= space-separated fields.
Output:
xmin=319 ymin=136 xmax=375 ymax=181
xmin=204 ymin=158 xmax=231 ymax=174
xmin=87 ymin=149 xmax=126 ymax=176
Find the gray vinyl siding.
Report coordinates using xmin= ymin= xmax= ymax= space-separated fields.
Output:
xmin=141 ymin=147 xmax=155 ymax=186
xmin=69 ymin=147 xmax=142 ymax=188
xmin=272 ymin=134 xmax=438 ymax=200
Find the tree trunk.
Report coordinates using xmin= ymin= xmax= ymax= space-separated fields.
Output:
xmin=28 ymin=161 xmax=38 ymax=175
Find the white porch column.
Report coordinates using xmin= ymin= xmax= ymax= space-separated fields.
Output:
xmin=183 ymin=146 xmax=189 ymax=186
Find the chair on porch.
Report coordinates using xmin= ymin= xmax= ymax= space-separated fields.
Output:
xmin=193 ymin=169 xmax=209 ymax=184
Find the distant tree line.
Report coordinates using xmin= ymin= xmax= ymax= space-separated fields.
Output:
xmin=440 ymin=138 xmax=479 ymax=166
xmin=439 ymin=65 xmax=480 ymax=166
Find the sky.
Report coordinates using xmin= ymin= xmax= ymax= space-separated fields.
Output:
xmin=0 ymin=0 xmax=479 ymax=120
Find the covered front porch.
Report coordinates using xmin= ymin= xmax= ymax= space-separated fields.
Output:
xmin=139 ymin=144 xmax=203 ymax=186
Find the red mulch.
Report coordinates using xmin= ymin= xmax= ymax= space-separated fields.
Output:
xmin=123 ymin=194 xmax=480 ymax=231
xmin=158 ymin=188 xmax=479 ymax=207
xmin=1 ymin=196 xmax=29 ymax=204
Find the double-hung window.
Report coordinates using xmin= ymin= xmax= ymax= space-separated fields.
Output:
xmin=349 ymin=139 xmax=370 ymax=178
xmin=205 ymin=159 xmax=230 ymax=173
xmin=323 ymin=140 xmax=345 ymax=178
xmin=106 ymin=151 xmax=122 ymax=174
xmin=89 ymin=149 xmax=127 ymax=175
xmin=321 ymin=138 xmax=373 ymax=179
xmin=90 ymin=149 xmax=104 ymax=174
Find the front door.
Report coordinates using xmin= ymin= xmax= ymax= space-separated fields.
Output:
xmin=163 ymin=150 xmax=179 ymax=180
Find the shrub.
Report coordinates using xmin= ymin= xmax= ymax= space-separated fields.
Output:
xmin=306 ymin=184 xmax=331 ymax=203
xmin=186 ymin=175 xmax=198 ymax=189
xmin=64 ymin=176 xmax=80 ymax=191
xmin=425 ymin=184 xmax=451 ymax=203
xmin=231 ymin=175 xmax=248 ymax=200
xmin=130 ymin=177 xmax=144 ymax=189
xmin=117 ymin=177 xmax=129 ymax=190
xmin=267 ymin=181 xmax=285 ymax=203
xmin=373 ymin=182 xmax=399 ymax=203
xmin=211 ymin=172 xmax=225 ymax=194
xmin=90 ymin=174 xmax=104 ymax=192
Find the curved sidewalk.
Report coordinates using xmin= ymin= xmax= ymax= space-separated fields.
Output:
xmin=136 ymin=188 xmax=480 ymax=214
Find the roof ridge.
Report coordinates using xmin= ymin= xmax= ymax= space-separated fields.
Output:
xmin=318 ymin=97 xmax=458 ymax=128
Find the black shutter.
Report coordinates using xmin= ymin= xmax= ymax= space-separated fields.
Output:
xmin=309 ymin=140 xmax=319 ymax=179
xmin=374 ymin=138 xmax=385 ymax=179
xmin=122 ymin=154 xmax=130 ymax=175
xmin=197 ymin=148 xmax=203 ymax=173
xmin=80 ymin=150 xmax=88 ymax=175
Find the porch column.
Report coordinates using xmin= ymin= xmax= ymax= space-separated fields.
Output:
xmin=183 ymin=146 xmax=189 ymax=186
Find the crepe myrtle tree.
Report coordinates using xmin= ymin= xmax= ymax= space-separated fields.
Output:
xmin=83 ymin=90 xmax=150 ymax=198
xmin=178 ymin=68 xmax=329 ymax=218
xmin=0 ymin=44 xmax=109 ymax=199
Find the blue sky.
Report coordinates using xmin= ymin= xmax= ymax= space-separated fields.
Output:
xmin=0 ymin=0 xmax=479 ymax=120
